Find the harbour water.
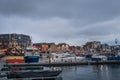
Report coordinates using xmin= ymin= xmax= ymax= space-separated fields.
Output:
xmin=40 ymin=57 xmax=120 ymax=80
xmin=1 ymin=57 xmax=120 ymax=80
xmin=58 ymin=64 xmax=120 ymax=80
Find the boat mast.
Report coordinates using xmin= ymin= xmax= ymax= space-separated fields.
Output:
xmin=115 ymin=38 xmax=119 ymax=55
xmin=115 ymin=38 xmax=118 ymax=45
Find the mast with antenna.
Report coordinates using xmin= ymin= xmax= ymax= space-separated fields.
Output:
xmin=115 ymin=38 xmax=118 ymax=45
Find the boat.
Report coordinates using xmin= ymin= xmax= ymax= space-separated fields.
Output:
xmin=24 ymin=47 xmax=40 ymax=63
xmin=107 ymin=52 xmax=120 ymax=61
xmin=5 ymin=56 xmax=24 ymax=63
xmin=7 ymin=70 xmax=62 ymax=79
xmin=1 ymin=66 xmax=44 ymax=71
xmin=83 ymin=52 xmax=93 ymax=58
xmin=4 ymin=47 xmax=25 ymax=63
xmin=50 ymin=53 xmax=85 ymax=62
xmin=0 ymin=64 xmax=62 ymax=80
xmin=91 ymin=54 xmax=107 ymax=61
xmin=107 ymin=56 xmax=120 ymax=61
xmin=5 ymin=47 xmax=40 ymax=63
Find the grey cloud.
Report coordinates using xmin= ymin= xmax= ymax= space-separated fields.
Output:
xmin=0 ymin=0 xmax=120 ymax=45
xmin=0 ymin=0 xmax=120 ymax=22
xmin=79 ymin=17 xmax=120 ymax=36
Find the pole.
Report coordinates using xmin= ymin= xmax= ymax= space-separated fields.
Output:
xmin=115 ymin=38 xmax=118 ymax=45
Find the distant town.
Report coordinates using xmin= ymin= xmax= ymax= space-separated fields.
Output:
xmin=0 ymin=33 xmax=119 ymax=57
xmin=1 ymin=33 xmax=120 ymax=79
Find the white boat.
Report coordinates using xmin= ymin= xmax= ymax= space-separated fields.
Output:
xmin=91 ymin=54 xmax=107 ymax=61
xmin=50 ymin=53 xmax=85 ymax=62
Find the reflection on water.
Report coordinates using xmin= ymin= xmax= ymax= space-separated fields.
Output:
xmin=93 ymin=65 xmax=109 ymax=72
xmin=56 ymin=76 xmax=63 ymax=80
xmin=92 ymin=65 xmax=110 ymax=80
xmin=52 ymin=64 xmax=120 ymax=80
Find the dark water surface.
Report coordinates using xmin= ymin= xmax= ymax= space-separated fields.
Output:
xmin=59 ymin=65 xmax=120 ymax=80
xmin=0 ymin=58 xmax=120 ymax=80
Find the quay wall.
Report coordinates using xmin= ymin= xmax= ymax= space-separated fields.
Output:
xmin=8 ymin=61 xmax=120 ymax=67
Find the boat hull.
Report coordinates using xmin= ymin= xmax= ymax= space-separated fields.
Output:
xmin=24 ymin=56 xmax=39 ymax=63
xmin=7 ymin=70 xmax=62 ymax=79
xmin=91 ymin=58 xmax=102 ymax=61
xmin=91 ymin=55 xmax=107 ymax=61
xmin=107 ymin=56 xmax=120 ymax=61
xmin=6 ymin=59 xmax=24 ymax=63
xmin=5 ymin=56 xmax=24 ymax=63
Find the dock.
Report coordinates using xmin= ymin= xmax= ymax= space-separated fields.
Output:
xmin=6 ymin=61 xmax=120 ymax=67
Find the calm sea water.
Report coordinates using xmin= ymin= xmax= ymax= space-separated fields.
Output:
xmin=58 ymin=64 xmax=120 ymax=80
xmin=1 ymin=58 xmax=120 ymax=80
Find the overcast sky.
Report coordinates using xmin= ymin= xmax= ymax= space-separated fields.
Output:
xmin=0 ymin=0 xmax=120 ymax=46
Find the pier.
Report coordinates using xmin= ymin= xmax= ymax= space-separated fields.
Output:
xmin=6 ymin=61 xmax=120 ymax=67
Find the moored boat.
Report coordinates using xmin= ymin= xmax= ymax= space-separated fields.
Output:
xmin=5 ymin=56 xmax=24 ymax=63
xmin=7 ymin=70 xmax=62 ymax=79
xmin=1 ymin=66 xmax=44 ymax=71
xmin=0 ymin=64 xmax=62 ymax=80
xmin=24 ymin=47 xmax=40 ymax=63
xmin=50 ymin=53 xmax=85 ymax=62
xmin=4 ymin=47 xmax=25 ymax=63
xmin=107 ymin=56 xmax=120 ymax=61
xmin=91 ymin=54 xmax=107 ymax=61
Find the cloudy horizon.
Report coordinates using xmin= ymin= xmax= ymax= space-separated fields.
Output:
xmin=0 ymin=0 xmax=120 ymax=46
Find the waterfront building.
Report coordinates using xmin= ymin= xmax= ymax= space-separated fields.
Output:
xmin=34 ymin=42 xmax=82 ymax=54
xmin=33 ymin=43 xmax=48 ymax=52
xmin=69 ymin=46 xmax=83 ymax=54
xmin=0 ymin=33 xmax=31 ymax=50
xmin=69 ymin=46 xmax=76 ymax=53
xmin=57 ymin=43 xmax=70 ymax=53
xmin=83 ymin=41 xmax=101 ymax=53
xmin=33 ymin=43 xmax=56 ymax=53
xmin=100 ymin=44 xmax=111 ymax=52
xmin=48 ymin=43 xmax=57 ymax=53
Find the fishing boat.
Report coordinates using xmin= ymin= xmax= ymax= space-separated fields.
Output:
xmin=5 ymin=47 xmax=25 ymax=63
xmin=91 ymin=54 xmax=107 ymax=61
xmin=5 ymin=56 xmax=24 ymax=63
xmin=24 ymin=47 xmax=40 ymax=63
xmin=50 ymin=53 xmax=85 ymax=62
